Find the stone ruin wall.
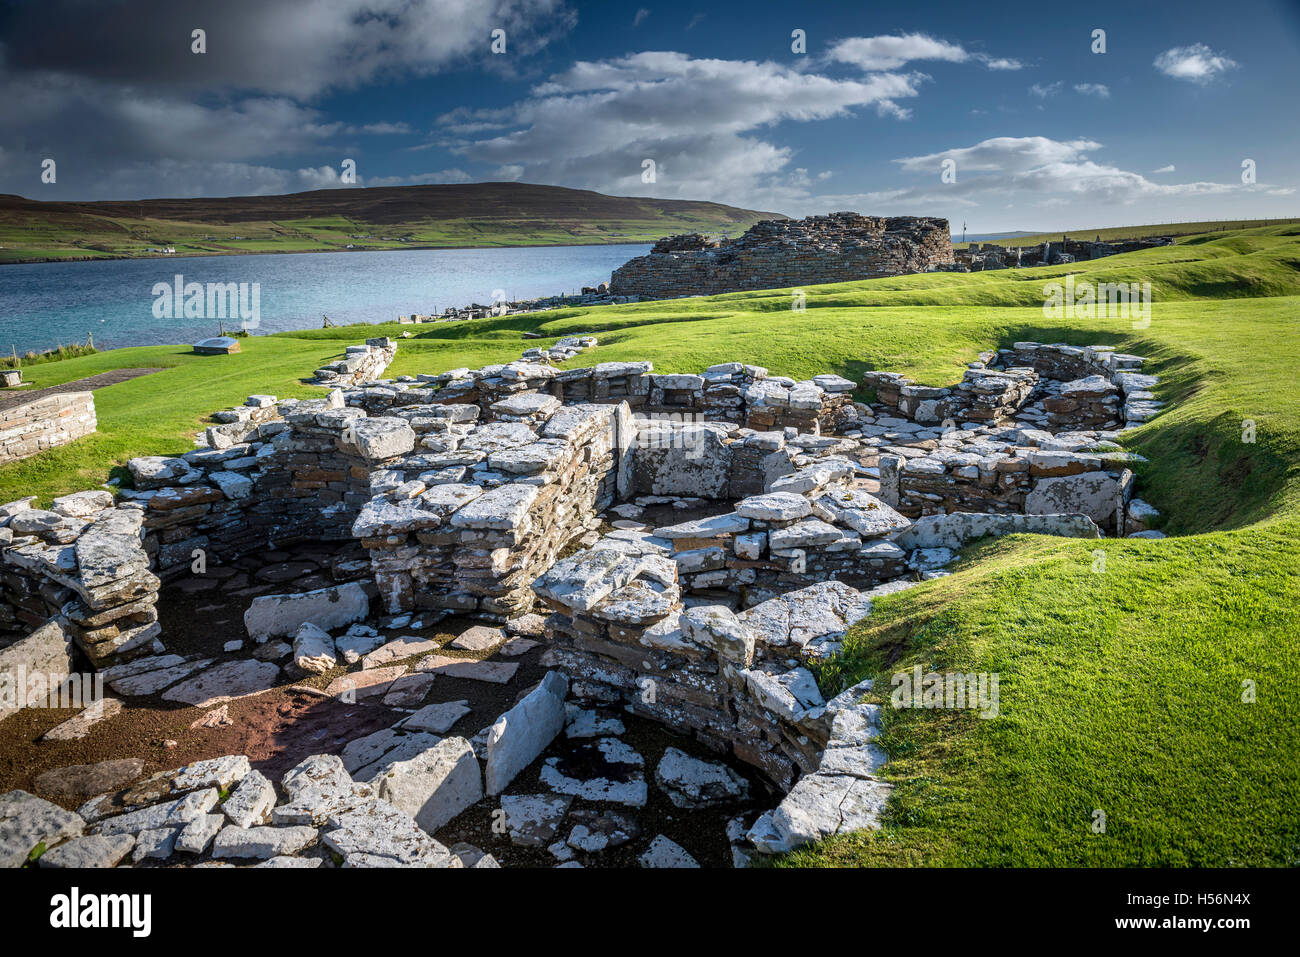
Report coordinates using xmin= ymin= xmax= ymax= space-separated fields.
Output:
xmin=0 ymin=331 xmax=1166 ymax=835
xmin=609 ymin=213 xmax=955 ymax=300
xmin=0 ymin=391 xmax=97 ymax=464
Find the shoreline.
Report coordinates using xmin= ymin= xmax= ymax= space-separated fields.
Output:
xmin=0 ymin=237 xmax=658 ymax=268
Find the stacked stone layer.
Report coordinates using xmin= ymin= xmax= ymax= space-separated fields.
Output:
xmin=610 ymin=213 xmax=954 ymax=299
xmin=0 ymin=392 xmax=96 ymax=464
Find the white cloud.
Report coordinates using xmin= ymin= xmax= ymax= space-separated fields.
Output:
xmin=1153 ymin=164 xmax=1176 ymax=173
xmin=1029 ymin=82 xmax=1062 ymax=98
xmin=442 ymin=52 xmax=927 ymax=208
xmin=828 ymin=33 xmax=1021 ymax=72
xmin=1154 ymin=44 xmax=1238 ymax=84
xmin=1074 ymin=83 xmax=1110 ymax=98
xmin=633 ymin=8 xmax=650 ymax=27
xmin=892 ymin=136 xmax=1243 ymax=206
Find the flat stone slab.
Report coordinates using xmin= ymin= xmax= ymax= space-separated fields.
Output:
xmin=654 ymin=747 xmax=749 ymax=808
xmin=414 ymin=655 xmax=518 ymax=684
xmin=110 ymin=658 xmax=214 ymax=696
xmin=321 ymin=799 xmax=459 ymax=868
xmin=400 ymin=700 xmax=471 ymax=735
xmin=211 ymin=825 xmax=318 ymax=860
xmin=566 ymin=808 xmax=641 ymax=852
xmin=41 ymin=697 xmax=123 ymax=741
xmin=565 ymin=707 xmax=626 ymax=739
xmin=500 ymin=793 xmax=573 ymax=847
xmin=37 ymin=833 xmax=134 ymax=868
xmin=0 ymin=790 xmax=85 ymax=867
xmin=739 ymin=580 xmax=873 ymax=654
xmin=325 ymin=665 xmax=407 ymax=701
xmin=447 ymin=625 xmax=506 ymax=652
xmin=540 ymin=738 xmax=647 ymax=807
xmin=362 ymin=637 xmax=440 ymax=670
xmin=161 ymin=660 xmax=281 ymax=708
xmin=35 ymin=759 xmax=145 ymax=802
xmin=375 ymin=736 xmax=482 ymax=833
xmin=243 ymin=582 xmax=369 ymax=641
xmin=343 ymin=729 xmax=443 ymax=783
xmin=485 ymin=671 xmax=568 ymax=795
xmin=381 ymin=673 xmax=436 ymax=708
xmin=638 ymin=834 xmax=699 ymax=868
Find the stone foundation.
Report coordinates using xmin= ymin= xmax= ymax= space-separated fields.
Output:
xmin=0 ymin=392 xmax=96 ymax=464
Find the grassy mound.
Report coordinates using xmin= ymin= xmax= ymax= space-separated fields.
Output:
xmin=3 ymin=224 xmax=1298 ymax=866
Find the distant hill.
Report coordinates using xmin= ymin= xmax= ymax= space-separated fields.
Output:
xmin=0 ymin=182 xmax=785 ymax=264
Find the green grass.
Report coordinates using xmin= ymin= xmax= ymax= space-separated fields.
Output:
xmin=954 ymin=217 xmax=1300 ymax=249
xmin=3 ymin=222 xmax=1299 ymax=867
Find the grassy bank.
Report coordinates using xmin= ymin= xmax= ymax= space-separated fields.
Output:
xmin=3 ymin=223 xmax=1297 ymax=866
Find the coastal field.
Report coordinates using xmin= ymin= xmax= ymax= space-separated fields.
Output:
xmin=3 ymin=223 xmax=1298 ymax=866
xmin=952 ymin=216 xmax=1300 ymax=249
xmin=0 ymin=182 xmax=778 ymax=264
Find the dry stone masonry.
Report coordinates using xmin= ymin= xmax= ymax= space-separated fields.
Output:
xmin=1 ymin=331 xmax=1172 ymax=867
xmin=0 ymin=392 xmax=96 ymax=464
xmin=610 ymin=214 xmax=954 ymax=299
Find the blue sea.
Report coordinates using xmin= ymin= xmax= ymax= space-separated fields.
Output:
xmin=0 ymin=243 xmax=651 ymax=355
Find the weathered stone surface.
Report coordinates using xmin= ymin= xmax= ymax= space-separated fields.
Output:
xmin=292 ymin=622 xmax=337 ymax=674
xmin=447 ymin=625 xmax=506 ymax=652
xmin=273 ymin=755 xmax=375 ymax=826
xmin=211 ymin=825 xmax=318 ymax=859
xmin=740 ymin=667 xmax=824 ymax=722
xmin=349 ymin=417 xmax=416 ymax=461
xmin=220 ymin=770 xmax=275 ymax=829
xmin=893 ymin=511 xmax=1101 ymax=550
xmin=448 ymin=482 xmax=539 ymax=530
xmin=343 ymin=729 xmax=443 ymax=783
xmin=539 ymin=738 xmax=647 ymax=807
xmin=321 ymin=800 xmax=459 ymax=868
xmin=37 ymin=833 xmax=134 ymax=868
xmin=362 ymin=636 xmax=440 ymax=669
xmin=485 ymin=671 xmax=568 ymax=795
xmin=34 ymin=759 xmax=145 ymax=802
xmin=381 ymin=673 xmax=435 ymax=708
xmin=739 ymin=581 xmax=871 ymax=655
xmin=414 ymin=655 xmax=518 ymax=683
xmin=161 ymin=660 xmax=280 ymax=707
xmin=175 ymin=813 xmax=225 ymax=854
xmin=41 ymin=697 xmax=123 ymax=741
xmin=375 ymin=737 xmax=482 ymax=833
xmin=747 ymin=773 xmax=892 ymax=854
xmin=0 ymin=790 xmax=85 ymax=867
xmin=244 ymin=582 xmax=369 ymax=641
xmin=638 ymin=834 xmax=700 ymax=868
xmin=324 ymin=665 xmax=407 ymax=702
xmin=566 ymin=808 xmax=641 ymax=852
xmin=500 ymin=793 xmax=572 ymax=847
xmin=655 ymin=748 xmax=750 ymax=808
xmin=93 ymin=788 xmax=218 ymax=836
xmin=0 ymin=620 xmax=74 ymax=721
xmin=401 ymin=700 xmax=471 ymax=734
xmin=735 ymin=492 xmax=811 ymax=522
xmin=533 ymin=548 xmax=651 ymax=612
xmin=132 ymin=826 xmax=180 ymax=862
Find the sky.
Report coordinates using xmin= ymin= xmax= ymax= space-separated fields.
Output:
xmin=1 ymin=0 xmax=1297 ymax=233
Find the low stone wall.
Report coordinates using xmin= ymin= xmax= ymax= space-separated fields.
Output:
xmin=864 ymin=342 xmax=1162 ymax=434
xmin=0 ymin=392 xmax=96 ymax=464
xmin=878 ymin=439 xmax=1129 ymax=530
xmin=310 ymin=337 xmax=397 ymax=387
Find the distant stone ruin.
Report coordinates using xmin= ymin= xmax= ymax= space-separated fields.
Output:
xmin=609 ymin=213 xmax=954 ymax=299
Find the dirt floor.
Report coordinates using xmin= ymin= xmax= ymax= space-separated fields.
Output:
xmin=0 ymin=534 xmax=773 ymax=866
